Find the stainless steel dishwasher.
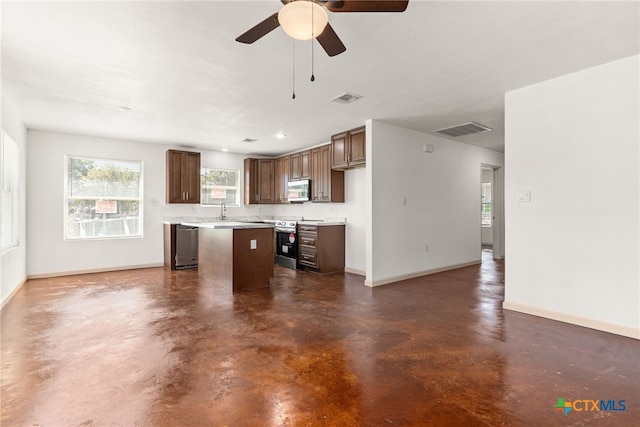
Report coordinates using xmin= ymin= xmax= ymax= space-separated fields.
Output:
xmin=175 ymin=225 xmax=198 ymax=268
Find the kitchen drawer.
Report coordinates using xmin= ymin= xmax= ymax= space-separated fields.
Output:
xmin=299 ymin=250 xmax=317 ymax=267
xmin=298 ymin=225 xmax=318 ymax=234
xmin=299 ymin=233 xmax=316 ymax=247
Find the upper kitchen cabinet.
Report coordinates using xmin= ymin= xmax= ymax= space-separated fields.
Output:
xmin=311 ymin=144 xmax=344 ymax=203
xmin=290 ymin=149 xmax=311 ymax=181
xmin=166 ymin=149 xmax=201 ymax=204
xmin=244 ymin=158 xmax=275 ymax=204
xmin=274 ymin=155 xmax=291 ymax=204
xmin=331 ymin=126 xmax=366 ymax=170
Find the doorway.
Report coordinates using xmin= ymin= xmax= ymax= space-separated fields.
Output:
xmin=481 ymin=164 xmax=504 ymax=260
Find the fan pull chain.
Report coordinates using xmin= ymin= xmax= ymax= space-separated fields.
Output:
xmin=311 ymin=1 xmax=315 ymax=82
xmin=292 ymin=40 xmax=296 ymax=99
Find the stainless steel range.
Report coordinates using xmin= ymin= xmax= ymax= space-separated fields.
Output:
xmin=274 ymin=220 xmax=298 ymax=269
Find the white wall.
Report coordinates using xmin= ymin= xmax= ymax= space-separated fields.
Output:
xmin=26 ymin=130 xmax=271 ymax=277
xmin=366 ymin=120 xmax=504 ymax=286
xmin=1 ymin=99 xmax=28 ymax=305
xmin=504 ymin=55 xmax=639 ymax=338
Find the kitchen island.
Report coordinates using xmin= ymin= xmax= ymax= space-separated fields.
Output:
xmin=181 ymin=221 xmax=275 ymax=292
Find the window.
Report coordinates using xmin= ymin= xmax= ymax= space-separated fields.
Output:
xmin=481 ymin=182 xmax=492 ymax=227
xmin=1 ymin=131 xmax=19 ymax=251
xmin=65 ymin=156 xmax=143 ymax=240
xmin=201 ymin=168 xmax=240 ymax=206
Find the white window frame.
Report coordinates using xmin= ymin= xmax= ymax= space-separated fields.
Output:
xmin=201 ymin=167 xmax=240 ymax=207
xmin=1 ymin=130 xmax=19 ymax=252
xmin=64 ymin=155 xmax=143 ymax=241
xmin=481 ymin=182 xmax=492 ymax=227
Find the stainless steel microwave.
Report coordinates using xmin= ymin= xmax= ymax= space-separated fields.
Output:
xmin=287 ymin=179 xmax=310 ymax=202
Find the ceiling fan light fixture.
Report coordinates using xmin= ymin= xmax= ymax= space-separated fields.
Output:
xmin=278 ymin=1 xmax=328 ymax=41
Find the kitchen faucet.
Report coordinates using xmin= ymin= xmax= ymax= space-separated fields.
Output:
xmin=220 ymin=202 xmax=226 ymax=220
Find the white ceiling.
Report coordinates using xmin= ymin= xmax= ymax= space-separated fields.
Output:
xmin=2 ymin=1 xmax=638 ymax=155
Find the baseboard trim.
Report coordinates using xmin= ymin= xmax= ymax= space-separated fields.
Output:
xmin=27 ymin=263 xmax=165 ymax=280
xmin=364 ymin=260 xmax=482 ymax=287
xmin=503 ymin=301 xmax=640 ymax=340
xmin=344 ymin=267 xmax=365 ymax=276
xmin=1 ymin=276 xmax=27 ymax=310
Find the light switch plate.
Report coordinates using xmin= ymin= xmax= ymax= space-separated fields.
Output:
xmin=250 ymin=239 xmax=257 ymax=249
xmin=517 ymin=191 xmax=531 ymax=203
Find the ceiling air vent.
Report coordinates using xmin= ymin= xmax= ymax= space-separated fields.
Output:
xmin=435 ymin=122 xmax=492 ymax=137
xmin=242 ymin=138 xmax=257 ymax=143
xmin=331 ymin=92 xmax=363 ymax=104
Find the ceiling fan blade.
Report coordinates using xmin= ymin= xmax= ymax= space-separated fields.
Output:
xmin=326 ymin=1 xmax=409 ymax=13
xmin=235 ymin=13 xmax=280 ymax=44
xmin=316 ymin=23 xmax=346 ymax=57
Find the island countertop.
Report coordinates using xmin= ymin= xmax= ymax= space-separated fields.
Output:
xmin=180 ymin=221 xmax=274 ymax=229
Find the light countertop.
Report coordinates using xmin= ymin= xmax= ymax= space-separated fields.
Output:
xmin=298 ymin=220 xmax=346 ymax=226
xmin=180 ymin=221 xmax=274 ymax=230
xmin=164 ymin=217 xmax=345 ymax=227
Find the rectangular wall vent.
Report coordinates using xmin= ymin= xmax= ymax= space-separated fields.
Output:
xmin=331 ymin=92 xmax=363 ymax=104
xmin=435 ymin=122 xmax=492 ymax=137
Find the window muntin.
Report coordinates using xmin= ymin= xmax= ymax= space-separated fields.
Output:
xmin=65 ymin=156 xmax=143 ymax=240
xmin=201 ymin=168 xmax=240 ymax=206
xmin=1 ymin=131 xmax=19 ymax=251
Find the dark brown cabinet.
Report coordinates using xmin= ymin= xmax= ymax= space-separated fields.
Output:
xmin=274 ymin=155 xmax=291 ymax=204
xmin=244 ymin=158 xmax=275 ymax=204
xmin=290 ymin=149 xmax=311 ymax=180
xmin=331 ymin=126 xmax=366 ymax=170
xmin=298 ymin=224 xmax=345 ymax=273
xmin=166 ymin=149 xmax=201 ymax=204
xmin=311 ymin=144 xmax=344 ymax=203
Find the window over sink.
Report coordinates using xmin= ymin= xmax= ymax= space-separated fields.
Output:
xmin=201 ymin=167 xmax=240 ymax=206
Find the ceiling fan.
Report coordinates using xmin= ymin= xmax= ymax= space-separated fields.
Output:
xmin=235 ymin=0 xmax=409 ymax=57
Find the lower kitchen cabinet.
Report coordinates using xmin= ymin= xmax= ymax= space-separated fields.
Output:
xmin=298 ymin=224 xmax=345 ymax=273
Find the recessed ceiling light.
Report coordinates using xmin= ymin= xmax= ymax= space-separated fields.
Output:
xmin=276 ymin=132 xmax=286 ymax=139
xmin=222 ymin=148 xmax=229 ymax=152
xmin=115 ymin=105 xmax=131 ymax=112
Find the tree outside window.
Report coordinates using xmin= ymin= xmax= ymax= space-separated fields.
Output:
xmin=65 ymin=156 xmax=143 ymax=240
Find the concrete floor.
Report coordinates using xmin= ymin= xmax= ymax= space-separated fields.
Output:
xmin=1 ymin=253 xmax=638 ymax=426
